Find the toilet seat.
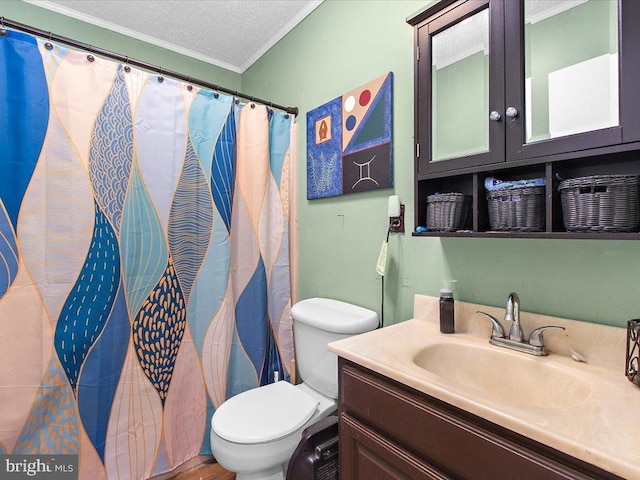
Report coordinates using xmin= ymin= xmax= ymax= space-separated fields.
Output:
xmin=212 ymin=381 xmax=319 ymax=445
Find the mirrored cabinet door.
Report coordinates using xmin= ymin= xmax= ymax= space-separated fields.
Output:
xmin=505 ymin=0 xmax=628 ymax=160
xmin=525 ymin=0 xmax=619 ymax=143
xmin=431 ymin=9 xmax=489 ymax=161
xmin=416 ymin=0 xmax=505 ymax=175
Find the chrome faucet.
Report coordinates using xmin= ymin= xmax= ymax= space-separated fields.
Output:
xmin=504 ymin=292 xmax=523 ymax=342
xmin=476 ymin=293 xmax=565 ymax=356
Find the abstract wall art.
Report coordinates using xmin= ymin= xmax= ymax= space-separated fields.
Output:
xmin=306 ymin=72 xmax=393 ymax=199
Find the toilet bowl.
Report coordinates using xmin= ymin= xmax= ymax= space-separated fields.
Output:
xmin=210 ymin=298 xmax=378 ymax=480
xmin=210 ymin=381 xmax=335 ymax=480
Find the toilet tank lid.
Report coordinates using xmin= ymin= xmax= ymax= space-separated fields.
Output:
xmin=291 ymin=298 xmax=378 ymax=334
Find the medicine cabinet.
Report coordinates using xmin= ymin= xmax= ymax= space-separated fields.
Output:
xmin=408 ymin=0 xmax=640 ymax=239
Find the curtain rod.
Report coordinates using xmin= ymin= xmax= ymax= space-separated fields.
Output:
xmin=0 ymin=16 xmax=299 ymax=116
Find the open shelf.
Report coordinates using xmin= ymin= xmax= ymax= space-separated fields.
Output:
xmin=412 ymin=231 xmax=640 ymax=240
xmin=415 ymin=151 xmax=640 ymax=239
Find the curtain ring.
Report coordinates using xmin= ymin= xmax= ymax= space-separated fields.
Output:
xmin=0 ymin=17 xmax=7 ymax=37
xmin=235 ymin=99 xmax=240 ymax=105
xmin=285 ymin=114 xmax=290 ymax=119
xmin=158 ymin=68 xmax=164 ymax=83
xmin=186 ymin=76 xmax=193 ymax=91
xmin=214 ymin=90 xmax=219 ymax=99
xmin=45 ymin=31 xmax=53 ymax=50
xmin=124 ymin=56 xmax=131 ymax=73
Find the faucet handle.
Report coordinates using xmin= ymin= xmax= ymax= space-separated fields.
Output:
xmin=476 ymin=311 xmax=506 ymax=338
xmin=528 ymin=326 xmax=565 ymax=347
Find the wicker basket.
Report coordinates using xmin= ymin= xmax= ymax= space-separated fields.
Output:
xmin=558 ymin=175 xmax=640 ymax=232
xmin=426 ymin=193 xmax=471 ymax=231
xmin=486 ymin=186 xmax=545 ymax=232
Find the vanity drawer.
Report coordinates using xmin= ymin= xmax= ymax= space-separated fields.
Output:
xmin=339 ymin=359 xmax=623 ymax=480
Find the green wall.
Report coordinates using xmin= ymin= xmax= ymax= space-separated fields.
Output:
xmin=4 ymin=0 xmax=640 ymax=328
xmin=243 ymin=0 xmax=640 ymax=328
xmin=0 ymin=0 xmax=241 ymax=89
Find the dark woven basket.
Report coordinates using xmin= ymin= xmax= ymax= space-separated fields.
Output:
xmin=558 ymin=175 xmax=640 ymax=232
xmin=426 ymin=193 xmax=471 ymax=231
xmin=486 ymin=186 xmax=545 ymax=232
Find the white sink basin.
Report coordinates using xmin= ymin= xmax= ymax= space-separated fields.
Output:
xmin=413 ymin=342 xmax=592 ymax=409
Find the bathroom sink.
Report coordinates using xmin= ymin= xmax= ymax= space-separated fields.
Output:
xmin=329 ymin=295 xmax=639 ymax=480
xmin=413 ymin=342 xmax=591 ymax=409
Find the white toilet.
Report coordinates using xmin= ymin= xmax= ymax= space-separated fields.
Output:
xmin=210 ymin=297 xmax=378 ymax=480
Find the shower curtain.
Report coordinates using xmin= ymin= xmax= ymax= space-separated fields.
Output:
xmin=0 ymin=30 xmax=295 ymax=479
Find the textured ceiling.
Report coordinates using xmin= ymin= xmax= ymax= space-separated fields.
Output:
xmin=25 ymin=0 xmax=323 ymax=73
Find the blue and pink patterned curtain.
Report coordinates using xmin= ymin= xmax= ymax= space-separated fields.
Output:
xmin=0 ymin=30 xmax=294 ymax=479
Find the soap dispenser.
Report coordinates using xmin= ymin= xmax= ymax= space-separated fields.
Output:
xmin=439 ymin=280 xmax=456 ymax=334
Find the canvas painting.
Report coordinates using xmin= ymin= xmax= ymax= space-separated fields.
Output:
xmin=306 ymin=72 xmax=393 ymax=199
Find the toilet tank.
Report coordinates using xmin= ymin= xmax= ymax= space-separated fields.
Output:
xmin=291 ymin=298 xmax=378 ymax=399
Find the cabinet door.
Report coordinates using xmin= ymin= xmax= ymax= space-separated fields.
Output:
xmin=340 ymin=413 xmax=451 ymax=480
xmin=504 ymin=0 xmax=640 ymax=160
xmin=416 ymin=0 xmax=505 ymax=175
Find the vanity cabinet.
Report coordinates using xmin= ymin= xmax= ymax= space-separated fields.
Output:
xmin=338 ymin=358 xmax=624 ymax=480
xmin=407 ymin=0 xmax=640 ymax=239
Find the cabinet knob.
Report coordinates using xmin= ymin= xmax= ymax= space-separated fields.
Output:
xmin=506 ymin=107 xmax=518 ymax=118
xmin=489 ymin=111 xmax=501 ymax=121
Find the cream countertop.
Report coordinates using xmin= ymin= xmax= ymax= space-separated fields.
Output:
xmin=328 ymin=295 xmax=640 ymax=479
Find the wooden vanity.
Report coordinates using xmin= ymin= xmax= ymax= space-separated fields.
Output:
xmin=329 ymin=295 xmax=640 ymax=480
xmin=339 ymin=358 xmax=622 ymax=480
